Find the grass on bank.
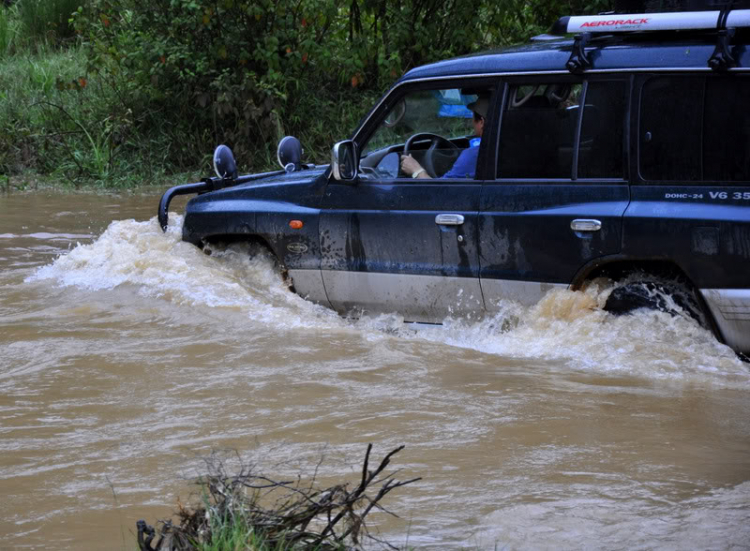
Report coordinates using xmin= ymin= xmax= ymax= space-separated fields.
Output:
xmin=1 ymin=0 xmax=78 ymax=51
xmin=0 ymin=2 xmax=117 ymax=188
xmin=0 ymin=1 xmax=217 ymax=187
xmin=0 ymin=42 xmax=182 ymax=187
xmin=16 ymin=0 xmax=79 ymax=45
xmin=0 ymin=3 xmax=20 ymax=55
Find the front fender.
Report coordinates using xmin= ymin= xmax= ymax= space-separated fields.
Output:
xmin=183 ymin=198 xmax=322 ymax=271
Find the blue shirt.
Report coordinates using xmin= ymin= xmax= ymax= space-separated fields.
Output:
xmin=442 ymin=140 xmax=480 ymax=179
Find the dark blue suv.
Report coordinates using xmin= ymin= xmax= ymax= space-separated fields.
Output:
xmin=159 ymin=8 xmax=750 ymax=356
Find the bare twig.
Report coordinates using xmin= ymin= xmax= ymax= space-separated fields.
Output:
xmin=137 ymin=444 xmax=418 ymax=550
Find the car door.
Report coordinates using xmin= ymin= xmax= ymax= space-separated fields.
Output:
xmin=319 ymin=83 xmax=498 ymax=322
xmin=479 ymin=78 xmax=631 ymax=308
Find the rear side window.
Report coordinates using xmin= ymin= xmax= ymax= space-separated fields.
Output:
xmin=640 ymin=77 xmax=703 ymax=181
xmin=704 ymin=78 xmax=750 ymax=182
xmin=640 ymin=76 xmax=750 ymax=182
xmin=497 ymin=83 xmax=583 ymax=179
xmin=497 ymin=80 xmax=626 ymax=179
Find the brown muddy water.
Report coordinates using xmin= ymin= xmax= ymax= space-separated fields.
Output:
xmin=1 ymin=190 xmax=749 ymax=550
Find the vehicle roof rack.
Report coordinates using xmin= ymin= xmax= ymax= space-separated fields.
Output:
xmin=552 ymin=9 xmax=750 ymax=34
xmin=554 ymin=9 xmax=749 ymax=72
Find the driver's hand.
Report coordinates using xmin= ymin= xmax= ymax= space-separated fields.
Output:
xmin=400 ymin=154 xmax=423 ymax=177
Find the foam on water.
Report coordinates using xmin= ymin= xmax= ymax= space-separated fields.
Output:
xmin=411 ymin=286 xmax=747 ymax=381
xmin=27 ymin=215 xmax=341 ymax=329
xmin=27 ymin=215 xmax=749 ymax=383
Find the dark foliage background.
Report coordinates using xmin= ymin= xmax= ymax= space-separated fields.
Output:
xmin=2 ymin=0 xmax=609 ymax=183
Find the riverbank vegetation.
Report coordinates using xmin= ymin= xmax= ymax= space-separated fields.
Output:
xmin=136 ymin=445 xmax=419 ymax=551
xmin=1 ymin=0 xmax=605 ymax=187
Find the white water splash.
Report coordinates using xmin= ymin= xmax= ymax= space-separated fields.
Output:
xmin=27 ymin=215 xmax=749 ymax=382
xmin=411 ymin=285 xmax=747 ymax=382
xmin=27 ymin=215 xmax=340 ymax=328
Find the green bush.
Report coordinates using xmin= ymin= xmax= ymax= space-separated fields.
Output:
xmin=0 ymin=43 xmax=179 ymax=184
xmin=0 ymin=46 xmax=103 ymax=178
xmin=71 ymin=0 xmax=378 ymax=170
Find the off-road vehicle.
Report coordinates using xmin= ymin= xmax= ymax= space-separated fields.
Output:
xmin=159 ymin=4 xmax=750 ymax=356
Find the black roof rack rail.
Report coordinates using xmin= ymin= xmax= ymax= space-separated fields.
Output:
xmin=567 ymin=33 xmax=594 ymax=73
xmin=709 ymin=8 xmax=738 ymax=70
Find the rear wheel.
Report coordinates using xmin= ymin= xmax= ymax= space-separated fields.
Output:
xmin=603 ymin=279 xmax=707 ymax=327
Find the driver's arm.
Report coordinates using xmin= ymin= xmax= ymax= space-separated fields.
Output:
xmin=400 ymin=154 xmax=431 ymax=179
xmin=441 ymin=147 xmax=479 ymax=179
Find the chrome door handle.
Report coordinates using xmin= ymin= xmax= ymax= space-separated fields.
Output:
xmin=435 ymin=214 xmax=465 ymax=226
xmin=570 ymin=219 xmax=602 ymax=232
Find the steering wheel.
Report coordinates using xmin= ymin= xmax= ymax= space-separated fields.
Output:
xmin=403 ymin=133 xmax=459 ymax=178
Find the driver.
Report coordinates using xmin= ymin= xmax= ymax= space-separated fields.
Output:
xmin=400 ymin=97 xmax=488 ymax=179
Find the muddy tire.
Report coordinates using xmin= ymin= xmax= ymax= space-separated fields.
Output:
xmin=604 ymin=280 xmax=707 ymax=327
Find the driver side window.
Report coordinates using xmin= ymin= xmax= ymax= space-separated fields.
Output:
xmin=359 ymin=87 xmax=491 ymax=180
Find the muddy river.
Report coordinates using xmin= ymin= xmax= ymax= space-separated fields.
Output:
xmin=1 ymin=190 xmax=749 ymax=549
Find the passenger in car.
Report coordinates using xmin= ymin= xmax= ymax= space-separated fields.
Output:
xmin=400 ymin=97 xmax=488 ymax=179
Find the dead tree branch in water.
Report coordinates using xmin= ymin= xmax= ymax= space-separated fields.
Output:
xmin=136 ymin=444 xmax=420 ymax=550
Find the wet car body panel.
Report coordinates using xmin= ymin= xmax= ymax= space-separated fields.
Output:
xmin=620 ymin=188 xmax=750 ymax=351
xmin=184 ymin=169 xmax=327 ymax=268
xmin=478 ymin=184 xmax=630 ymax=288
xmin=320 ymin=177 xmax=483 ymax=320
xmin=622 ymin=188 xmax=750 ymax=289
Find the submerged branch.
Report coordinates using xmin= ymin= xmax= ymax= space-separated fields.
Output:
xmin=136 ymin=444 xmax=419 ymax=550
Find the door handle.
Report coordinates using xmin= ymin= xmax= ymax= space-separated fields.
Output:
xmin=435 ymin=214 xmax=465 ymax=226
xmin=570 ymin=219 xmax=602 ymax=232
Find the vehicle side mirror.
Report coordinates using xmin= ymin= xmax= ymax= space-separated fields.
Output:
xmin=331 ymin=140 xmax=359 ymax=181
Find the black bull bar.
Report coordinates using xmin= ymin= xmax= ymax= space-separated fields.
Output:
xmin=157 ymin=170 xmax=286 ymax=232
